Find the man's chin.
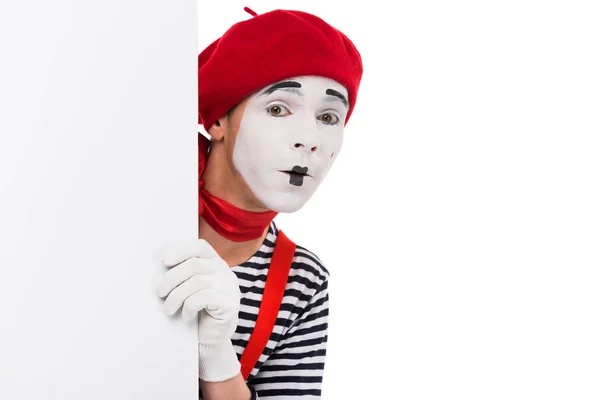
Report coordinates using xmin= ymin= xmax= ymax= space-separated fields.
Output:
xmin=259 ymin=195 xmax=309 ymax=214
xmin=271 ymin=204 xmax=303 ymax=213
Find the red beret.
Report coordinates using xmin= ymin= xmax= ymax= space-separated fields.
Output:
xmin=197 ymin=7 xmax=363 ymax=132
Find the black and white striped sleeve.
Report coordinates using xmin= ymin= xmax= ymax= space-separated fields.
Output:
xmin=247 ymin=276 xmax=330 ymax=399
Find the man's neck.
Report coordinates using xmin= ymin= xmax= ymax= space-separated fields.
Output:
xmin=198 ymin=216 xmax=269 ymax=268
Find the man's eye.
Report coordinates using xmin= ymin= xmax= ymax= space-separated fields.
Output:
xmin=267 ymin=104 xmax=290 ymax=117
xmin=317 ymin=112 xmax=339 ymax=125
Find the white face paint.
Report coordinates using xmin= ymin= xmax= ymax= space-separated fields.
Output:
xmin=232 ymin=75 xmax=349 ymax=213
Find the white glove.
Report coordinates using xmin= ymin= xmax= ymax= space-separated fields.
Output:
xmin=156 ymin=239 xmax=242 ymax=382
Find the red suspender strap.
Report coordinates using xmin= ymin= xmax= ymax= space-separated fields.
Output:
xmin=239 ymin=230 xmax=296 ymax=381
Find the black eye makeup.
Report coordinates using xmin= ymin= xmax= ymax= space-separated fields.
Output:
xmin=261 ymin=80 xmax=302 ymax=96
xmin=325 ymin=88 xmax=349 ymax=108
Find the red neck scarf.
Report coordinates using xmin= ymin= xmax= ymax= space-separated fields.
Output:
xmin=198 ymin=134 xmax=278 ymax=242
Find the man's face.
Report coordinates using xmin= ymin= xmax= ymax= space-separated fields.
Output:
xmin=232 ymin=75 xmax=349 ymax=213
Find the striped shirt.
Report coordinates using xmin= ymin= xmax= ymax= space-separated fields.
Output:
xmin=200 ymin=221 xmax=330 ymax=399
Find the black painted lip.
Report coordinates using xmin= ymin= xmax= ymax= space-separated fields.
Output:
xmin=280 ymin=165 xmax=311 ymax=177
xmin=291 ymin=165 xmax=308 ymax=174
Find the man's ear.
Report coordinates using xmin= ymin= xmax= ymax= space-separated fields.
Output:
xmin=207 ymin=116 xmax=227 ymax=141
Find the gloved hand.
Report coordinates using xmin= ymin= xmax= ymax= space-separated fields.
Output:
xmin=156 ymin=239 xmax=242 ymax=382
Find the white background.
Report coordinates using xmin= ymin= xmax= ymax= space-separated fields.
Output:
xmin=1 ymin=0 xmax=199 ymax=399
xmin=0 ymin=0 xmax=598 ymax=399
xmin=200 ymin=1 xmax=600 ymax=399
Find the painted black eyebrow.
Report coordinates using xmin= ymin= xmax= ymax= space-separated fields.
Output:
xmin=326 ymin=89 xmax=349 ymax=108
xmin=262 ymin=81 xmax=302 ymax=95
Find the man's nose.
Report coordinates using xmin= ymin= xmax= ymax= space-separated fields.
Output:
xmin=291 ymin=124 xmax=320 ymax=153
xmin=292 ymin=141 xmax=318 ymax=152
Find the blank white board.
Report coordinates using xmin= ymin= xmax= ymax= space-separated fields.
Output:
xmin=0 ymin=1 xmax=199 ymax=398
